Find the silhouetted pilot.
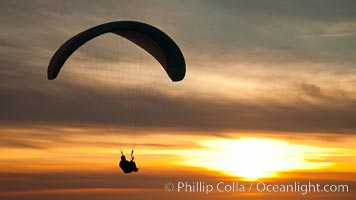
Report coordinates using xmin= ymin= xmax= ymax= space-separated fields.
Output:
xmin=119 ymin=150 xmax=139 ymax=173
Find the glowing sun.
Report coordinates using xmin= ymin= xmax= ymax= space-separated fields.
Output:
xmin=179 ymin=138 xmax=339 ymax=180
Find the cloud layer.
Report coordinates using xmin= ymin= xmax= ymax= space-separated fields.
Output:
xmin=1 ymin=0 xmax=356 ymax=135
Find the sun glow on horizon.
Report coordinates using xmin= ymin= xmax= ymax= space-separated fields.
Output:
xmin=178 ymin=138 xmax=345 ymax=180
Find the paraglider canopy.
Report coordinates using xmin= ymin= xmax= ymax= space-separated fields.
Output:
xmin=48 ymin=21 xmax=186 ymax=82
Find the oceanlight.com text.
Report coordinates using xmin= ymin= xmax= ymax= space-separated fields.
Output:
xmin=164 ymin=181 xmax=349 ymax=195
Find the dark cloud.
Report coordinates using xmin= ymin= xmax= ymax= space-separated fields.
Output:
xmin=1 ymin=77 xmax=356 ymax=134
xmin=0 ymin=171 xmax=355 ymax=200
xmin=1 ymin=2 xmax=356 ymax=200
xmin=299 ymin=82 xmax=323 ymax=97
xmin=1 ymin=0 xmax=356 ymax=135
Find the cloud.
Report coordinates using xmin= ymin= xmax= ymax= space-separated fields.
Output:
xmin=1 ymin=2 xmax=356 ymax=200
xmin=320 ymin=21 xmax=356 ymax=37
xmin=299 ymin=82 xmax=323 ymax=97
xmin=0 ymin=171 xmax=355 ymax=200
xmin=1 ymin=0 xmax=356 ymax=135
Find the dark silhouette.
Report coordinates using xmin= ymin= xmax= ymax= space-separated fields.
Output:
xmin=119 ymin=150 xmax=139 ymax=173
xmin=47 ymin=21 xmax=186 ymax=82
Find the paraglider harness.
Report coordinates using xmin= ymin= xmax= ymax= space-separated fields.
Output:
xmin=119 ymin=150 xmax=139 ymax=173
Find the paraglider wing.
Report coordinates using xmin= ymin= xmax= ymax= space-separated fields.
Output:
xmin=47 ymin=21 xmax=185 ymax=82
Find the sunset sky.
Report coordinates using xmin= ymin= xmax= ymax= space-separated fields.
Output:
xmin=0 ymin=0 xmax=355 ymax=199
